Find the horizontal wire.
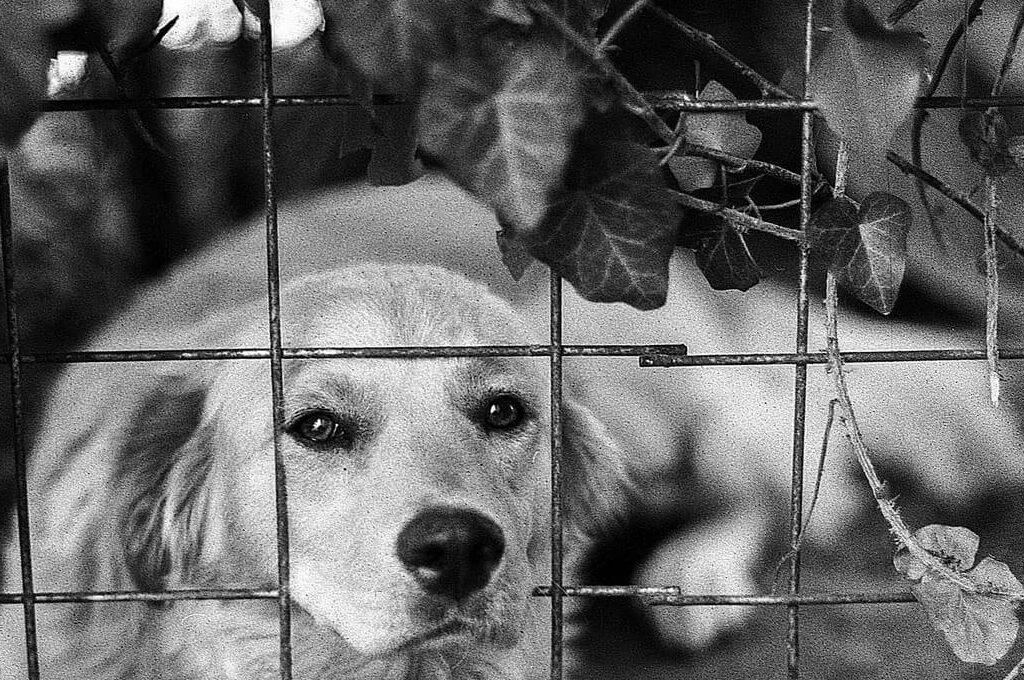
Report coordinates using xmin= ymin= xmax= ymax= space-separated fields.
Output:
xmin=0 ymin=586 xmax=916 ymax=607
xmin=530 ymin=586 xmax=917 ymax=606
xmin=35 ymin=93 xmax=1024 ymax=114
xmin=0 ymin=588 xmax=278 ymax=604
xmin=5 ymin=345 xmax=1024 ymax=365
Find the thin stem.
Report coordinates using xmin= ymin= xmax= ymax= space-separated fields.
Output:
xmin=529 ymin=0 xmax=674 ymax=143
xmin=886 ymin=151 xmax=1024 ymax=257
xmin=597 ymin=0 xmax=650 ymax=52
xmin=991 ymin=3 xmax=1024 ymax=99
xmin=886 ymin=0 xmax=928 ymax=26
xmin=824 ymin=274 xmax=1018 ymax=599
xmin=984 ymin=176 xmax=1000 ymax=405
xmin=646 ymin=3 xmax=796 ymax=99
xmin=670 ymin=189 xmax=805 ymax=241
xmin=910 ymin=0 xmax=985 ymax=241
xmin=683 ymin=141 xmax=806 ymax=186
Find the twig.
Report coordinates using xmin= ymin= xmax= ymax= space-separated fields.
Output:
xmin=756 ymin=197 xmax=804 ymax=212
xmin=670 ymin=189 xmax=805 ymax=241
xmin=598 ymin=0 xmax=650 ymax=52
xmin=984 ymin=176 xmax=1000 ymax=405
xmin=528 ymin=0 xmax=674 ymax=143
xmin=910 ymin=0 xmax=985 ymax=242
xmin=646 ymin=3 xmax=796 ymax=99
xmin=683 ymin=141 xmax=806 ymax=186
xmin=886 ymin=0 xmax=929 ymax=27
xmin=886 ymin=151 xmax=1024 ymax=257
xmin=823 ymin=274 xmax=1000 ymax=598
xmin=990 ymin=3 xmax=1024 ymax=100
xmin=770 ymin=398 xmax=839 ymax=591
xmin=94 ymin=43 xmax=168 ymax=156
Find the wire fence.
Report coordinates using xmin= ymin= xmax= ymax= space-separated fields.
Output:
xmin=1 ymin=2 xmax=1022 ymax=679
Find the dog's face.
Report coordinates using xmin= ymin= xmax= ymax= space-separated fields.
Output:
xmin=119 ymin=265 xmax=625 ymax=664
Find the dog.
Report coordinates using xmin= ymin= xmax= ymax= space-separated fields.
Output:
xmin=3 ymin=174 xmax=1022 ymax=676
xmin=0 ymin=261 xmax=631 ymax=679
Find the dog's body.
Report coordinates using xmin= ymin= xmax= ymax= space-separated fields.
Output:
xmin=3 ymin=175 xmax=1023 ymax=677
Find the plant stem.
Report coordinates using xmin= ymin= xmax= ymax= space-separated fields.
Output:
xmin=646 ymin=4 xmax=796 ymax=99
xmin=991 ymin=3 xmax=1024 ymax=99
xmin=669 ymin=189 xmax=805 ymax=241
xmin=597 ymin=0 xmax=650 ymax=52
xmin=910 ymin=0 xmax=985 ymax=242
xmin=886 ymin=151 xmax=1024 ymax=257
xmin=886 ymin=0 xmax=928 ymax=26
xmin=822 ymin=274 xmax=987 ymax=595
xmin=683 ymin=142 xmax=806 ymax=186
xmin=984 ymin=175 xmax=1000 ymax=405
xmin=528 ymin=0 xmax=674 ymax=143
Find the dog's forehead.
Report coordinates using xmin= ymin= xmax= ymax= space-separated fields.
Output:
xmin=280 ymin=266 xmax=535 ymax=347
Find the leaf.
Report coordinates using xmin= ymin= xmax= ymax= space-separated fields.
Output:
xmin=419 ymin=41 xmax=586 ymax=237
xmin=497 ymin=229 xmax=537 ymax=281
xmin=693 ymin=216 xmax=761 ymax=292
xmin=808 ymin=196 xmax=859 ymax=264
xmin=808 ymin=193 xmax=911 ymax=314
xmin=667 ymin=80 xmax=763 ymax=191
xmin=524 ymin=111 xmax=681 ymax=310
xmin=959 ymin=110 xmax=1019 ymax=177
xmin=808 ymin=0 xmax=926 ymax=190
xmin=894 ymin=525 xmax=1024 ymax=665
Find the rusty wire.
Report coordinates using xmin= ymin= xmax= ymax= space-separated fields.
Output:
xmin=2 ymin=4 xmax=1023 ymax=680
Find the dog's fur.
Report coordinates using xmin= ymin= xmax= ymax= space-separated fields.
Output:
xmin=0 ymin=263 xmax=628 ymax=679
xmin=3 ymin=175 xmax=1023 ymax=676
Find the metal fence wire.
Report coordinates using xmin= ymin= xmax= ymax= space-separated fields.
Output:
xmin=1 ymin=2 xmax=1023 ymax=680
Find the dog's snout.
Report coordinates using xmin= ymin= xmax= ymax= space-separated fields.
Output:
xmin=396 ymin=507 xmax=505 ymax=600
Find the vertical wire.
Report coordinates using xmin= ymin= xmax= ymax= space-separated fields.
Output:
xmin=548 ymin=271 xmax=564 ymax=680
xmin=256 ymin=17 xmax=294 ymax=680
xmin=1 ymin=158 xmax=40 ymax=680
xmin=788 ymin=1 xmax=816 ymax=677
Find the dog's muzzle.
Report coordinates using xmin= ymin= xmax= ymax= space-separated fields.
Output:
xmin=396 ymin=507 xmax=505 ymax=600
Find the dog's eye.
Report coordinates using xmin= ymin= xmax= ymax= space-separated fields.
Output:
xmin=289 ymin=411 xmax=349 ymax=447
xmin=483 ymin=394 xmax=525 ymax=431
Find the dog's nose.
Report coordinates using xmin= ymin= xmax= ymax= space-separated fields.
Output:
xmin=396 ymin=507 xmax=506 ymax=600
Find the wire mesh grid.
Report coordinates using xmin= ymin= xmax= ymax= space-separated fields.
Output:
xmin=1 ymin=2 xmax=1021 ymax=679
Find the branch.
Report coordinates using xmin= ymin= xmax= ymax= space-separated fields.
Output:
xmin=910 ymin=0 xmax=986 ymax=242
xmin=886 ymin=0 xmax=928 ymax=27
xmin=646 ymin=3 xmax=796 ymax=99
xmin=991 ymin=3 xmax=1024 ymax=100
xmin=681 ymin=141 xmax=806 ymax=186
xmin=598 ymin=0 xmax=650 ymax=52
xmin=984 ymin=176 xmax=1001 ymax=405
xmin=528 ymin=0 xmax=674 ymax=144
xmin=669 ymin=189 xmax=805 ymax=241
xmin=823 ymin=273 xmax=996 ymax=597
xmin=885 ymin=151 xmax=1024 ymax=258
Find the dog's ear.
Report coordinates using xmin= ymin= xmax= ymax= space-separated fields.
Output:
xmin=115 ymin=374 xmax=214 ymax=594
xmin=560 ymin=400 xmax=634 ymax=538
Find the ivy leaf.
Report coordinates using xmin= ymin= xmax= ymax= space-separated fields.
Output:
xmin=809 ymin=192 xmax=911 ymax=314
xmin=959 ymin=109 xmax=1019 ymax=177
xmin=497 ymin=228 xmax=537 ymax=281
xmin=419 ymin=40 xmax=586 ymax=238
xmin=525 ymin=111 xmax=680 ymax=310
xmin=666 ymin=80 xmax=762 ymax=191
xmin=693 ymin=216 xmax=761 ymax=292
xmin=808 ymin=0 xmax=926 ymax=190
xmin=894 ymin=525 xmax=1024 ymax=666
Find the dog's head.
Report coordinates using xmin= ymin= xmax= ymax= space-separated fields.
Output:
xmin=115 ymin=265 xmax=627 ymax=662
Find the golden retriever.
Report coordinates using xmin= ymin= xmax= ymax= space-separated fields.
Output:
xmin=2 ymin=174 xmax=1022 ymax=676
xmin=0 ymin=262 xmax=627 ymax=679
